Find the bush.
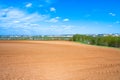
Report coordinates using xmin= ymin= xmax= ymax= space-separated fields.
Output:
xmin=71 ymin=34 xmax=120 ymax=48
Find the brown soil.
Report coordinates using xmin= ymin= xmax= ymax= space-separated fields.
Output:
xmin=0 ymin=41 xmax=120 ymax=80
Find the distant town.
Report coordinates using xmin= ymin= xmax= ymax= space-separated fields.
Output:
xmin=1 ymin=33 xmax=120 ymax=48
xmin=0 ymin=33 xmax=120 ymax=40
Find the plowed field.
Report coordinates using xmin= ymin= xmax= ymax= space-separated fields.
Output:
xmin=0 ymin=41 xmax=120 ymax=80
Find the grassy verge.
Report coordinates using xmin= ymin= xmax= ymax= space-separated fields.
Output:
xmin=73 ymin=41 xmax=120 ymax=50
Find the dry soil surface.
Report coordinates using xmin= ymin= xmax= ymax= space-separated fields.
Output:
xmin=0 ymin=41 xmax=120 ymax=80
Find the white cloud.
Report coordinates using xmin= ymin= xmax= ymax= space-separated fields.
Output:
xmin=0 ymin=7 xmax=75 ymax=35
xmin=0 ymin=8 xmax=48 ymax=24
xmin=109 ymin=13 xmax=116 ymax=16
xmin=46 ymin=17 xmax=60 ymax=23
xmin=50 ymin=7 xmax=56 ymax=12
xmin=48 ymin=25 xmax=74 ymax=34
xmin=26 ymin=3 xmax=32 ymax=8
xmin=13 ymin=20 xmax=20 ymax=23
xmin=63 ymin=18 xmax=69 ymax=22
xmin=0 ymin=8 xmax=49 ymax=35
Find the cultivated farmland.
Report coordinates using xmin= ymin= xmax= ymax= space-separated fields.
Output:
xmin=0 ymin=41 xmax=120 ymax=80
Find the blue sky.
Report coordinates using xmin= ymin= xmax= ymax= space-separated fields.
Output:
xmin=0 ymin=0 xmax=120 ymax=35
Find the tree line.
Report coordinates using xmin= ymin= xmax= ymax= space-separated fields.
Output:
xmin=70 ymin=34 xmax=120 ymax=48
xmin=0 ymin=35 xmax=71 ymax=41
xmin=0 ymin=35 xmax=120 ymax=48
